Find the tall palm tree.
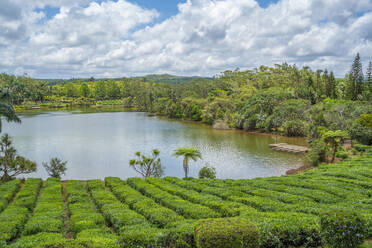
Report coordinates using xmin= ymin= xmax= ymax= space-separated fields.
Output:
xmin=172 ymin=147 xmax=202 ymax=178
xmin=0 ymin=91 xmax=21 ymax=132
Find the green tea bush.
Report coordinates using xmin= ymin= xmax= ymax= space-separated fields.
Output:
xmin=76 ymin=228 xmax=119 ymax=248
xmin=65 ymin=181 xmax=112 ymax=237
xmin=243 ymin=212 xmax=321 ymax=248
xmin=194 ymin=218 xmax=259 ymax=248
xmin=120 ymin=227 xmax=165 ymax=248
xmin=23 ymin=178 xmax=64 ymax=235
xmin=0 ymin=178 xmax=41 ymax=243
xmin=8 ymin=232 xmax=67 ymax=248
xmin=161 ymin=221 xmax=197 ymax=248
xmin=87 ymin=180 xmax=149 ymax=232
xmin=127 ymin=177 xmax=220 ymax=219
xmin=0 ymin=179 xmax=21 ymax=212
xmin=147 ymin=177 xmax=247 ymax=217
xmin=321 ymin=210 xmax=367 ymax=248
xmin=105 ymin=177 xmax=184 ymax=227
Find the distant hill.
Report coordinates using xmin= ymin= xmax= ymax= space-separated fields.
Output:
xmin=136 ymin=74 xmax=212 ymax=84
xmin=38 ymin=74 xmax=212 ymax=85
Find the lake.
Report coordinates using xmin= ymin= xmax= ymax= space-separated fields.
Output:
xmin=3 ymin=109 xmax=306 ymax=180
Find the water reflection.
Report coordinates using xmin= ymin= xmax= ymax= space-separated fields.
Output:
xmin=3 ymin=110 xmax=306 ymax=180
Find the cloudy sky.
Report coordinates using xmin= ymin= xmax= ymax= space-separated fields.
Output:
xmin=0 ymin=0 xmax=371 ymax=78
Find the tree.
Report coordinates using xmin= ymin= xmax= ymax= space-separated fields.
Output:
xmin=327 ymin=71 xmax=336 ymax=99
xmin=106 ymin=81 xmax=121 ymax=99
xmin=0 ymin=91 xmax=21 ymax=132
xmin=198 ymin=165 xmax=216 ymax=179
xmin=322 ymin=130 xmax=349 ymax=163
xmin=129 ymin=149 xmax=164 ymax=178
xmin=347 ymin=53 xmax=364 ymax=100
xmin=80 ymin=83 xmax=90 ymax=98
xmin=43 ymin=158 xmax=67 ymax=179
xmin=350 ymin=114 xmax=372 ymax=145
xmin=366 ymin=61 xmax=372 ymax=99
xmin=0 ymin=134 xmax=37 ymax=182
xmin=172 ymin=147 xmax=202 ymax=178
xmin=65 ymin=83 xmax=77 ymax=97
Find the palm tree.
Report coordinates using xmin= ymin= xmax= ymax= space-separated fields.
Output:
xmin=172 ymin=147 xmax=202 ymax=178
xmin=0 ymin=91 xmax=21 ymax=132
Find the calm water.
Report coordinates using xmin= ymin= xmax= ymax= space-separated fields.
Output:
xmin=3 ymin=110 xmax=306 ymax=180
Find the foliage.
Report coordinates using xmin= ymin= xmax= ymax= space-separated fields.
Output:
xmin=198 ymin=166 xmax=216 ymax=179
xmin=0 ymin=134 xmax=37 ymax=182
xmin=129 ymin=149 xmax=164 ymax=178
xmin=321 ymin=210 xmax=367 ymax=248
xmin=307 ymin=138 xmax=328 ymax=166
xmin=173 ymin=147 xmax=202 ymax=178
xmin=335 ymin=151 xmax=348 ymax=159
xmin=0 ymin=155 xmax=371 ymax=247
xmin=194 ymin=218 xmax=259 ymax=248
xmin=42 ymin=157 xmax=67 ymax=179
xmin=282 ymin=120 xmax=307 ymax=137
xmin=350 ymin=114 xmax=372 ymax=145
xmin=322 ymin=130 xmax=349 ymax=163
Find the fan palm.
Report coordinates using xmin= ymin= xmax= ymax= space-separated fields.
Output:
xmin=172 ymin=147 xmax=202 ymax=178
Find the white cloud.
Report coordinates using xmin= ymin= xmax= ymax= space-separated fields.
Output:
xmin=0 ymin=0 xmax=371 ymax=78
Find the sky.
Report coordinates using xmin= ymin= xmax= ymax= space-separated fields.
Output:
xmin=0 ymin=0 xmax=371 ymax=79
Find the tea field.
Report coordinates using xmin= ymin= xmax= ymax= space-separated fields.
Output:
xmin=0 ymin=155 xmax=371 ymax=248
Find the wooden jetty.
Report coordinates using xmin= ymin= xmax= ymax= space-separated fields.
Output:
xmin=269 ymin=143 xmax=310 ymax=153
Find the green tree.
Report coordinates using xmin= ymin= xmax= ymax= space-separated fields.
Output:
xmin=106 ymin=81 xmax=121 ymax=99
xmin=350 ymin=114 xmax=372 ymax=145
xmin=0 ymin=134 xmax=37 ymax=182
xmin=346 ymin=53 xmax=364 ymax=100
xmin=129 ymin=149 xmax=164 ymax=178
xmin=172 ymin=147 xmax=202 ymax=178
xmin=366 ymin=61 xmax=372 ymax=100
xmin=322 ymin=130 xmax=349 ymax=163
xmin=0 ymin=91 xmax=21 ymax=132
xmin=42 ymin=157 xmax=67 ymax=179
xmin=65 ymin=83 xmax=77 ymax=97
xmin=94 ymin=81 xmax=107 ymax=100
xmin=79 ymin=83 xmax=90 ymax=98
xmin=198 ymin=165 xmax=216 ymax=179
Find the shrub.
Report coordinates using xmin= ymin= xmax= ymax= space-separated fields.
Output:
xmin=336 ymin=151 xmax=348 ymax=159
xmin=307 ymin=138 xmax=328 ymax=166
xmin=42 ymin=158 xmax=67 ymax=179
xmin=198 ymin=166 xmax=216 ymax=179
xmin=321 ymin=210 xmax=367 ymax=248
xmin=161 ymin=221 xmax=197 ymax=248
xmin=194 ymin=218 xmax=259 ymax=248
xmin=120 ymin=227 xmax=165 ymax=248
xmin=282 ymin=120 xmax=306 ymax=137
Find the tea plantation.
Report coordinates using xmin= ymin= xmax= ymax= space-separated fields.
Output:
xmin=0 ymin=155 xmax=371 ymax=248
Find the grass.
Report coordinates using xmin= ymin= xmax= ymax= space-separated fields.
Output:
xmin=0 ymin=154 xmax=370 ymax=247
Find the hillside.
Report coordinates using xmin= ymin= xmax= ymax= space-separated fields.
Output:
xmin=0 ymin=155 xmax=371 ymax=247
xmin=38 ymin=74 xmax=212 ymax=85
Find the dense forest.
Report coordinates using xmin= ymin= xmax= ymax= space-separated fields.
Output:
xmin=0 ymin=54 xmax=371 ymax=163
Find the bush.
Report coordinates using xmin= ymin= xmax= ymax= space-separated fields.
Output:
xmin=282 ymin=120 xmax=306 ymax=137
xmin=194 ymin=218 xmax=259 ymax=248
xmin=43 ymin=158 xmax=67 ymax=179
xmin=336 ymin=151 xmax=349 ymax=159
xmin=198 ymin=166 xmax=216 ymax=179
xmin=321 ymin=210 xmax=367 ymax=248
xmin=120 ymin=227 xmax=165 ymax=248
xmin=350 ymin=123 xmax=372 ymax=145
xmin=307 ymin=138 xmax=328 ymax=166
